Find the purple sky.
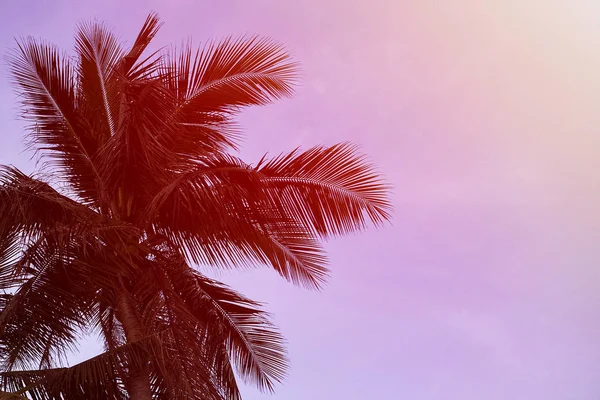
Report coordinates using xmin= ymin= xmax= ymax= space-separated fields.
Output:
xmin=1 ymin=1 xmax=599 ymax=399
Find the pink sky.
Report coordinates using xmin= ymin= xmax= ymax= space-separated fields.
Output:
xmin=1 ymin=1 xmax=599 ymax=399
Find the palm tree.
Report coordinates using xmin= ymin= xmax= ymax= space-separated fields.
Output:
xmin=0 ymin=13 xmax=391 ymax=400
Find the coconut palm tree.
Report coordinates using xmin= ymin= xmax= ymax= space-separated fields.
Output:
xmin=0 ymin=13 xmax=391 ymax=400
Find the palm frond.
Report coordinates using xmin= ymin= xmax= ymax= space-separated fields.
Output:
xmin=137 ymin=261 xmax=233 ymax=396
xmin=145 ymin=155 xmax=329 ymax=288
xmin=75 ymin=19 xmax=123 ymax=139
xmin=0 ymin=390 xmax=27 ymax=399
xmin=116 ymin=12 xmax=162 ymax=80
xmin=0 ymin=360 xmax=125 ymax=400
xmin=0 ymin=166 xmax=92 ymax=239
xmin=152 ymin=36 xmax=298 ymax=159
xmin=6 ymin=40 xmax=102 ymax=204
xmin=163 ymin=36 xmax=297 ymax=112
xmin=256 ymin=142 xmax=392 ymax=237
xmin=191 ymin=275 xmax=288 ymax=392
xmin=154 ymin=256 xmax=287 ymax=393
xmin=0 ymin=233 xmax=140 ymax=371
xmin=0 ymin=331 xmax=163 ymax=400
xmin=0 ymin=167 xmax=140 ymax=245
xmin=0 ymin=238 xmax=92 ymax=371
xmin=0 ymin=229 xmax=22 ymax=291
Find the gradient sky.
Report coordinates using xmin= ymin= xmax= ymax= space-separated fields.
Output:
xmin=1 ymin=1 xmax=600 ymax=399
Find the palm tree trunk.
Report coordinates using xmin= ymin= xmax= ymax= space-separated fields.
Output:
xmin=116 ymin=290 xmax=153 ymax=400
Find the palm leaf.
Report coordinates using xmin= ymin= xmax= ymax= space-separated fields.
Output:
xmin=75 ymin=18 xmax=123 ymax=139
xmin=116 ymin=12 xmax=162 ymax=80
xmin=154 ymin=36 xmax=298 ymax=159
xmin=0 ymin=239 xmax=92 ymax=371
xmin=256 ymin=142 xmax=392 ymax=237
xmin=163 ymin=36 xmax=297 ymax=112
xmin=0 ymin=330 xmax=167 ymax=400
xmin=145 ymin=155 xmax=329 ymax=288
xmin=0 ymin=234 xmax=138 ymax=371
xmin=0 ymin=167 xmax=91 ymax=232
xmin=0 ymin=390 xmax=27 ymax=399
xmin=6 ymin=40 xmax=102 ymax=204
xmin=138 ymin=278 xmax=238 ymax=399
xmin=154 ymin=255 xmax=287 ymax=392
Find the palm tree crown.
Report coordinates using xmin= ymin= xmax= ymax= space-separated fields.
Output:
xmin=0 ymin=13 xmax=391 ymax=399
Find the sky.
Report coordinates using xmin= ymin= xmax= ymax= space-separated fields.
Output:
xmin=1 ymin=0 xmax=600 ymax=399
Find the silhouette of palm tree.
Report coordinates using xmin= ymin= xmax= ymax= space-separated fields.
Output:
xmin=0 ymin=13 xmax=391 ymax=399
